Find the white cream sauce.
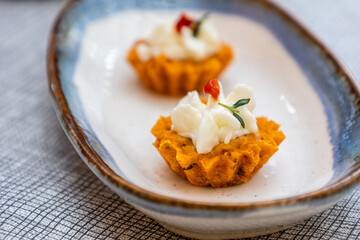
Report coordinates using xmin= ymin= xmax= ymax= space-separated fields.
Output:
xmin=171 ymin=83 xmax=257 ymax=154
xmin=135 ymin=17 xmax=221 ymax=61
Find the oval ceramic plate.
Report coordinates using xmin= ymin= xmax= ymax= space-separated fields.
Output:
xmin=48 ymin=0 xmax=360 ymax=239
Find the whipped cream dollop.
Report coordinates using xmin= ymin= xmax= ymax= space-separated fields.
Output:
xmin=171 ymin=83 xmax=258 ymax=154
xmin=136 ymin=17 xmax=221 ymax=61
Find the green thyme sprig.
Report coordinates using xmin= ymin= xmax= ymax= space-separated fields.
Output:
xmin=218 ymin=98 xmax=250 ymax=128
xmin=182 ymin=163 xmax=197 ymax=170
xmin=192 ymin=12 xmax=210 ymax=37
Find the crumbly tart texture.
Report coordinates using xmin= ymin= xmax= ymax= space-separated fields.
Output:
xmin=128 ymin=43 xmax=233 ymax=96
xmin=151 ymin=117 xmax=286 ymax=188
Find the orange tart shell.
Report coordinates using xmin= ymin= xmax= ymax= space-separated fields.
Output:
xmin=128 ymin=42 xmax=233 ymax=96
xmin=151 ymin=116 xmax=285 ymax=188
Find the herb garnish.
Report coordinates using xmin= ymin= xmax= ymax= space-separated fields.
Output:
xmin=182 ymin=163 xmax=197 ymax=170
xmin=218 ymin=98 xmax=250 ymax=128
xmin=192 ymin=12 xmax=210 ymax=37
xmin=175 ymin=12 xmax=211 ymax=37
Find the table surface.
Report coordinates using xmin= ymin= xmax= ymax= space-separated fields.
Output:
xmin=1 ymin=0 xmax=359 ymax=239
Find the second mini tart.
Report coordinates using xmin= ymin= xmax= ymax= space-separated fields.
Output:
xmin=127 ymin=12 xmax=234 ymax=96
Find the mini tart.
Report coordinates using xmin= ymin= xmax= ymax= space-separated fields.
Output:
xmin=127 ymin=42 xmax=233 ymax=96
xmin=151 ymin=116 xmax=285 ymax=188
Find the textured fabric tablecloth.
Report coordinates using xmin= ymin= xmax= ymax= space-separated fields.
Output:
xmin=1 ymin=1 xmax=360 ymax=239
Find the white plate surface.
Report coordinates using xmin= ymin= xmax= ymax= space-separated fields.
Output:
xmin=74 ymin=10 xmax=333 ymax=203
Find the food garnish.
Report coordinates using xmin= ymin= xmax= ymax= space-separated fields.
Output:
xmin=175 ymin=13 xmax=194 ymax=33
xmin=203 ymin=79 xmax=250 ymax=128
xmin=203 ymin=79 xmax=220 ymax=100
xmin=175 ymin=12 xmax=210 ymax=37
xmin=192 ymin=12 xmax=210 ymax=37
xmin=218 ymin=99 xmax=250 ymax=128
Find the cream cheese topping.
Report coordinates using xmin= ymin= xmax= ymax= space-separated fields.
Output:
xmin=136 ymin=19 xmax=221 ymax=61
xmin=171 ymin=83 xmax=258 ymax=154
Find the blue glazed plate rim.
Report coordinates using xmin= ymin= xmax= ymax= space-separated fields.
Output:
xmin=48 ymin=0 xmax=360 ymax=210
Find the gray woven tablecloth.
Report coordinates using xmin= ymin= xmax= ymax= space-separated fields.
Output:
xmin=1 ymin=1 xmax=360 ymax=239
